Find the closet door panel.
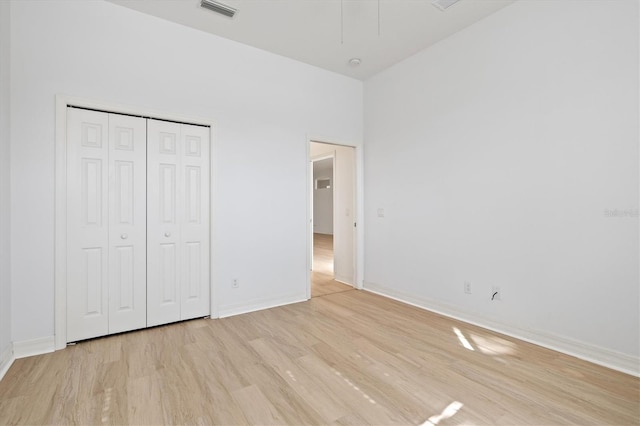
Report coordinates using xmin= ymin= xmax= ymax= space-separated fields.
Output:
xmin=147 ymin=120 xmax=182 ymax=326
xmin=180 ymin=125 xmax=210 ymax=320
xmin=67 ymin=109 xmax=211 ymax=341
xmin=108 ymin=114 xmax=147 ymax=334
xmin=67 ymin=108 xmax=110 ymax=342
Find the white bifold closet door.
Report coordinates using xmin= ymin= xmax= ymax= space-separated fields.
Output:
xmin=146 ymin=119 xmax=210 ymax=327
xmin=66 ymin=108 xmax=147 ymax=342
xmin=66 ymin=109 xmax=210 ymax=342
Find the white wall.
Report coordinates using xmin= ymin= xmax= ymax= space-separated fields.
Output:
xmin=364 ymin=0 xmax=639 ymax=373
xmin=0 ymin=0 xmax=12 ymax=371
xmin=10 ymin=0 xmax=362 ymax=340
xmin=313 ymin=159 xmax=334 ymax=235
xmin=310 ymin=142 xmax=356 ymax=285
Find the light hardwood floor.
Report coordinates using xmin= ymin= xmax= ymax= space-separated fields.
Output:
xmin=311 ymin=233 xmax=352 ymax=298
xmin=0 ymin=290 xmax=638 ymax=425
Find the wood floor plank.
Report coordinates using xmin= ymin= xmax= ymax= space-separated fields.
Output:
xmin=127 ymin=373 xmax=166 ymax=425
xmin=311 ymin=233 xmax=353 ymax=298
xmin=249 ymin=337 xmax=350 ymax=423
xmin=231 ymin=384 xmax=286 ymax=425
xmin=239 ymin=362 xmax=326 ymax=425
xmin=0 ymin=290 xmax=638 ymax=425
xmin=296 ymin=353 xmax=409 ymax=425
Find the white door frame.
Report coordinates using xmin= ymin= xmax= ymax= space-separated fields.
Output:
xmin=306 ymin=137 xmax=363 ymax=300
xmin=54 ymin=94 xmax=217 ymax=350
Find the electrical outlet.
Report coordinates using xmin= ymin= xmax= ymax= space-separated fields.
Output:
xmin=464 ymin=281 xmax=472 ymax=294
xmin=491 ymin=286 xmax=501 ymax=301
xmin=232 ymin=278 xmax=239 ymax=288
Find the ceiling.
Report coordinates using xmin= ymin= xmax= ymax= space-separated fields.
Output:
xmin=108 ymin=0 xmax=515 ymax=80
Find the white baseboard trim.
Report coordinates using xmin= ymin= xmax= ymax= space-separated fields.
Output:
xmin=364 ymin=282 xmax=640 ymax=377
xmin=0 ymin=343 xmax=14 ymax=381
xmin=218 ymin=294 xmax=307 ymax=318
xmin=12 ymin=336 xmax=55 ymax=359
xmin=334 ymin=275 xmax=354 ymax=286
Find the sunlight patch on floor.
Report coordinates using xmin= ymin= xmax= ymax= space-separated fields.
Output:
xmin=453 ymin=327 xmax=474 ymax=351
xmin=470 ymin=333 xmax=517 ymax=356
xmin=421 ymin=401 xmax=464 ymax=426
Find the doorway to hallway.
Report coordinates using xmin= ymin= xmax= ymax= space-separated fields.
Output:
xmin=311 ymin=233 xmax=352 ymax=297
xmin=309 ymin=141 xmax=356 ymax=298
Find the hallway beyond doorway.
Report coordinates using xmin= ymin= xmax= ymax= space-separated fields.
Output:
xmin=311 ymin=233 xmax=352 ymax=297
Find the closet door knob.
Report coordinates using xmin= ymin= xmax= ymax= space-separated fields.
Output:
xmin=164 ymin=232 xmax=171 ymax=238
xmin=120 ymin=234 xmax=128 ymax=240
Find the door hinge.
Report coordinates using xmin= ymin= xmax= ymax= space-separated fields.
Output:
xmin=354 ymin=222 xmax=357 ymax=228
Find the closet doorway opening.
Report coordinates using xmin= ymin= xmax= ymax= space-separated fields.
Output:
xmin=309 ymin=141 xmax=356 ymax=298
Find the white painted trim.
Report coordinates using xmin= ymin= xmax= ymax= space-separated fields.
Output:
xmin=0 ymin=343 xmax=14 ymax=381
xmin=311 ymin=152 xmax=335 ymax=162
xmin=355 ymin=145 xmax=364 ymax=290
xmin=364 ymin=281 xmax=640 ymax=377
xmin=54 ymin=95 xmax=68 ymax=350
xmin=209 ymin=118 xmax=219 ymax=319
xmin=334 ymin=275 xmax=354 ymax=286
xmin=12 ymin=336 xmax=55 ymax=359
xmin=218 ymin=294 xmax=307 ymax=318
xmin=305 ymin=141 xmax=312 ymax=300
xmin=55 ymin=94 xmax=217 ymax=348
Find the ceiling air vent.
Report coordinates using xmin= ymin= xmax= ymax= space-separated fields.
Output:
xmin=200 ymin=0 xmax=237 ymax=18
xmin=431 ymin=0 xmax=462 ymax=11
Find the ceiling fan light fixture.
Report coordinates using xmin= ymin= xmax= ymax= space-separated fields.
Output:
xmin=201 ymin=0 xmax=237 ymax=18
xmin=431 ymin=0 xmax=462 ymax=11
